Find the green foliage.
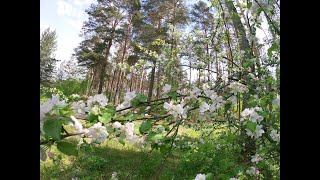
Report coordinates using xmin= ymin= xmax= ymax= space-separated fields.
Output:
xmin=40 ymin=27 xmax=58 ymax=84
xmin=56 ymin=141 xmax=78 ymax=156
xmin=53 ymin=78 xmax=88 ymax=96
xmin=98 ymin=113 xmax=112 ymax=124
xmin=147 ymin=131 xmax=163 ymax=141
xmin=43 ymin=119 xmax=62 ymax=141
xmin=131 ymin=93 xmax=148 ymax=107
xmin=139 ymin=121 xmax=152 ymax=134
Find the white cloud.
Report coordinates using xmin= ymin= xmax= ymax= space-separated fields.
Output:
xmin=57 ymin=0 xmax=85 ymax=19
xmin=72 ymin=0 xmax=95 ymax=6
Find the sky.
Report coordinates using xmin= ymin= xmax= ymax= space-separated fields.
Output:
xmin=41 ymin=0 xmax=95 ymax=65
xmin=40 ymin=0 xmax=269 ymax=75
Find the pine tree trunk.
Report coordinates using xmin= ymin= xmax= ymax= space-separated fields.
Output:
xmin=148 ymin=60 xmax=156 ymax=101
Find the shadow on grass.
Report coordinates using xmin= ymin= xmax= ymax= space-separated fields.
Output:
xmin=41 ymin=144 xmax=191 ymax=180
xmin=41 ymin=133 xmax=212 ymax=180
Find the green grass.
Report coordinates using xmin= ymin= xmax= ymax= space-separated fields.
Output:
xmin=40 ymin=125 xmax=241 ymax=180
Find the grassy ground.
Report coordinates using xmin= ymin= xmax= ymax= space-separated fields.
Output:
xmin=41 ymin=125 xmax=208 ymax=180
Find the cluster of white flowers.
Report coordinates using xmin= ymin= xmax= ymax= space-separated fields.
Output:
xmin=162 ymin=84 xmax=172 ymax=94
xmin=70 ymin=94 xmax=80 ymax=99
xmin=246 ymin=124 xmax=265 ymax=139
xmin=202 ymin=83 xmax=210 ymax=91
xmin=194 ymin=174 xmax=206 ymax=180
xmin=199 ymin=102 xmax=210 ymax=113
xmin=246 ymin=166 xmax=260 ymax=176
xmin=251 ymin=154 xmax=263 ymax=164
xmin=188 ymin=86 xmax=201 ymax=100
xmin=116 ymin=91 xmax=137 ymax=110
xmin=270 ymin=129 xmax=280 ymax=144
xmin=84 ymin=122 xmax=109 ymax=143
xmin=163 ymin=101 xmax=187 ymax=119
xmin=204 ymin=90 xmax=226 ymax=112
xmin=111 ymin=172 xmax=118 ymax=180
xmin=221 ymin=73 xmax=228 ymax=83
xmin=112 ymin=121 xmax=144 ymax=145
xmin=241 ymin=107 xmax=264 ymax=123
xmin=177 ymin=88 xmax=188 ymax=95
xmin=40 ymin=95 xmax=66 ymax=134
xmin=272 ymin=94 xmax=280 ymax=108
xmin=71 ymin=100 xmax=87 ymax=117
xmin=230 ymin=178 xmax=239 ymax=180
xmin=87 ymin=94 xmax=108 ymax=108
xmin=228 ymin=82 xmax=248 ymax=95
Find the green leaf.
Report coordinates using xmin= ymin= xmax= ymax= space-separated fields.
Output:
xmin=56 ymin=141 xmax=78 ymax=156
xmin=268 ymin=43 xmax=278 ymax=57
xmin=90 ymin=106 xmax=100 ymax=115
xmin=168 ymin=91 xmax=177 ymax=100
xmin=206 ymin=173 xmax=214 ymax=180
xmin=131 ymin=94 xmax=148 ymax=107
xmin=113 ymin=116 xmax=127 ymax=121
xmin=247 ymin=2 xmax=252 ymax=8
xmin=243 ymin=61 xmax=249 ymax=68
xmin=147 ymin=132 xmax=163 ymax=141
xmin=160 ymin=145 xmax=168 ymax=154
xmin=245 ymin=121 xmax=257 ymax=132
xmin=104 ymin=108 xmax=116 ymax=115
xmin=163 ymin=124 xmax=170 ymax=131
xmin=118 ymin=138 xmax=126 ymax=146
xmin=139 ymin=121 xmax=152 ymax=134
xmin=87 ymin=113 xmax=98 ymax=122
xmin=98 ymin=113 xmax=112 ymax=124
xmin=127 ymin=113 xmax=139 ymax=121
xmin=43 ymin=119 xmax=62 ymax=141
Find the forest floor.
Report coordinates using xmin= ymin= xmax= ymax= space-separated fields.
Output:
xmin=40 ymin=122 xmax=215 ymax=180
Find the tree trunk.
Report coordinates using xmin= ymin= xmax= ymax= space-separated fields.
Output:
xmin=148 ymin=60 xmax=156 ymax=101
xmin=225 ymin=0 xmax=255 ymax=162
xmin=97 ymin=40 xmax=113 ymax=94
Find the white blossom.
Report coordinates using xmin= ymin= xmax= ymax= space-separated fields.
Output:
xmin=230 ymin=178 xmax=239 ymax=180
xmin=270 ymin=130 xmax=280 ymax=144
xmin=111 ymin=172 xmax=118 ymax=180
xmin=85 ymin=122 xmax=109 ymax=143
xmin=246 ymin=166 xmax=260 ymax=176
xmin=241 ymin=108 xmax=264 ymax=123
xmin=116 ymin=91 xmax=137 ymax=110
xmin=70 ymin=94 xmax=80 ymax=99
xmin=199 ymin=102 xmax=210 ymax=113
xmin=69 ymin=116 xmax=83 ymax=132
xmin=246 ymin=124 xmax=265 ymax=139
xmin=202 ymin=83 xmax=210 ymax=91
xmin=40 ymin=95 xmax=66 ymax=134
xmin=194 ymin=174 xmax=206 ymax=180
xmin=124 ymin=91 xmax=137 ymax=102
xmin=162 ymin=84 xmax=172 ymax=94
xmin=87 ymin=94 xmax=108 ymax=107
xmin=164 ymin=101 xmax=187 ymax=119
xmin=112 ymin=122 xmax=123 ymax=129
xmin=71 ymin=100 xmax=87 ymax=116
xmin=228 ymin=82 xmax=248 ymax=95
xmin=251 ymin=154 xmax=263 ymax=164
xmin=272 ymin=94 xmax=280 ymax=108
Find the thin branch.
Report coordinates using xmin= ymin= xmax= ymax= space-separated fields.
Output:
xmin=253 ymin=0 xmax=280 ymax=35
